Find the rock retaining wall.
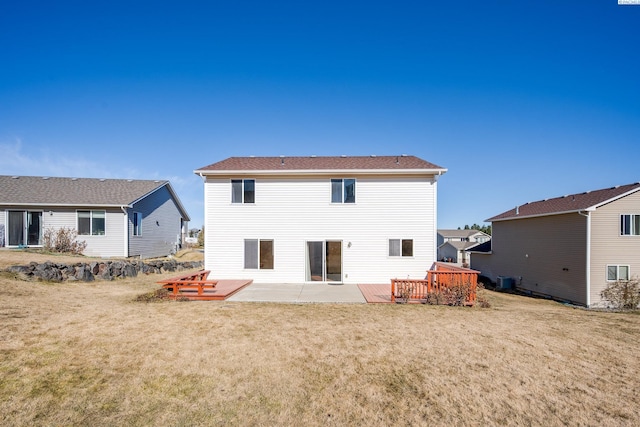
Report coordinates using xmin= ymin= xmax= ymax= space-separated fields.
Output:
xmin=5 ymin=259 xmax=204 ymax=282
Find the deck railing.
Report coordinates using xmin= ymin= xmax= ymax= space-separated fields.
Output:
xmin=391 ymin=262 xmax=479 ymax=305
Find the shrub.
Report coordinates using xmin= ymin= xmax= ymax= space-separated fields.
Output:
xmin=425 ymin=280 xmax=486 ymax=307
xmin=42 ymin=227 xmax=87 ymax=255
xmin=197 ymin=225 xmax=205 ymax=247
xmin=600 ymin=277 xmax=640 ymax=310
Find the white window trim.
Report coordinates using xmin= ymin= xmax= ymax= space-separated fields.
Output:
xmin=606 ymin=264 xmax=630 ymax=282
xmin=133 ymin=212 xmax=143 ymax=237
xmin=620 ymin=214 xmax=640 ymax=236
xmin=77 ymin=210 xmax=106 ymax=237
xmin=330 ymin=178 xmax=356 ymax=204
xmin=389 ymin=238 xmax=414 ymax=257
xmin=244 ymin=239 xmax=274 ymax=270
xmin=232 ymin=179 xmax=256 ymax=204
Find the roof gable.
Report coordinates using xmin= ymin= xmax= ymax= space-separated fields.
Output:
xmin=195 ymin=155 xmax=446 ymax=174
xmin=0 ymin=175 xmax=171 ymax=207
xmin=438 ymin=229 xmax=488 ymax=239
xmin=487 ymin=182 xmax=640 ymax=222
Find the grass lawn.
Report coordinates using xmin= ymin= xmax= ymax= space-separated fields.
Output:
xmin=1 ymin=250 xmax=639 ymax=426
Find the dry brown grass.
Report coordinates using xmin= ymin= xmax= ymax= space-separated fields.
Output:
xmin=1 ymin=251 xmax=640 ymax=426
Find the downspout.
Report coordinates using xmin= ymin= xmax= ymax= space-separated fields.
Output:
xmin=578 ymin=210 xmax=591 ymax=307
xmin=121 ymin=206 xmax=129 ymax=258
xmin=198 ymin=172 xmax=207 ymax=269
xmin=432 ymin=170 xmax=443 ymax=265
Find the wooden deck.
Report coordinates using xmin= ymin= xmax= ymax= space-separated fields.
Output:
xmin=357 ymin=284 xmax=393 ymax=303
xmin=209 ymin=279 xmax=254 ymax=299
xmin=158 ymin=270 xmax=253 ymax=301
xmin=359 ymin=263 xmax=480 ymax=305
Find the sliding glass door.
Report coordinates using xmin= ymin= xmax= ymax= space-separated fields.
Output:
xmin=7 ymin=210 xmax=42 ymax=247
xmin=306 ymin=240 xmax=342 ymax=282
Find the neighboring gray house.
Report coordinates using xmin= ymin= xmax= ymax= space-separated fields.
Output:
xmin=471 ymin=182 xmax=640 ymax=307
xmin=0 ymin=176 xmax=190 ymax=258
xmin=437 ymin=229 xmax=491 ymax=265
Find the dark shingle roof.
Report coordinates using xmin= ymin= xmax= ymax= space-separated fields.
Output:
xmin=487 ymin=182 xmax=640 ymax=222
xmin=443 ymin=241 xmax=481 ymax=251
xmin=0 ymin=175 xmax=170 ymax=207
xmin=467 ymin=241 xmax=491 ymax=253
xmin=195 ymin=155 xmax=446 ymax=173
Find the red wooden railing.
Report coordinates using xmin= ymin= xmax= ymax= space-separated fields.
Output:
xmin=391 ymin=262 xmax=479 ymax=305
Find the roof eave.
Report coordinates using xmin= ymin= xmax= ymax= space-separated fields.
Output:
xmin=0 ymin=202 xmax=131 ymax=208
xmin=194 ymin=168 xmax=448 ymax=176
xmin=487 ymin=207 xmax=597 ymax=222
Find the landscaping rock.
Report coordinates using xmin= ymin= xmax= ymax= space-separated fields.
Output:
xmin=3 ymin=259 xmax=203 ymax=283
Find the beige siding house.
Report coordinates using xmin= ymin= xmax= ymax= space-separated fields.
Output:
xmin=471 ymin=182 xmax=640 ymax=307
xmin=0 ymin=176 xmax=190 ymax=258
xmin=437 ymin=229 xmax=491 ymax=265
xmin=195 ymin=155 xmax=446 ymax=284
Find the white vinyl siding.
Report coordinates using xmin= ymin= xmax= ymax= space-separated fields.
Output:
xmin=204 ymin=175 xmax=438 ymax=283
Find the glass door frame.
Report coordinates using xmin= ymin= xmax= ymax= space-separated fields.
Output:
xmin=305 ymin=240 xmax=343 ymax=283
xmin=7 ymin=210 xmax=43 ymax=247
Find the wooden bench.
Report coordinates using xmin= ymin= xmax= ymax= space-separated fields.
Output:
xmin=157 ymin=270 xmax=219 ymax=300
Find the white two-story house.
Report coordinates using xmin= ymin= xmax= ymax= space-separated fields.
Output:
xmin=195 ymin=155 xmax=447 ymax=284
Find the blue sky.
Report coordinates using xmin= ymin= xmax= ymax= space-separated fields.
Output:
xmin=1 ymin=1 xmax=639 ymax=230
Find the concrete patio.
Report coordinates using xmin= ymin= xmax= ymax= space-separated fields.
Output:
xmin=226 ymin=282 xmax=368 ymax=303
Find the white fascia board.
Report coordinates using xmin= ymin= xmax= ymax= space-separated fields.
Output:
xmin=0 ymin=203 xmax=131 ymax=208
xmin=590 ymin=186 xmax=640 ymax=210
xmin=194 ymin=168 xmax=448 ymax=176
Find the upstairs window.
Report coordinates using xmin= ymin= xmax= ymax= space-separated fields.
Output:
xmin=331 ymin=178 xmax=356 ymax=203
xmin=389 ymin=239 xmax=413 ymax=257
xmin=232 ymin=179 xmax=255 ymax=204
xmin=620 ymin=214 xmax=640 ymax=236
xmin=133 ymin=212 xmax=142 ymax=236
xmin=607 ymin=265 xmax=629 ymax=281
xmin=78 ymin=210 xmax=105 ymax=236
xmin=244 ymin=239 xmax=274 ymax=269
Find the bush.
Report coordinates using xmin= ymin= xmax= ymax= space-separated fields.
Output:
xmin=197 ymin=225 xmax=205 ymax=247
xmin=42 ymin=227 xmax=87 ymax=255
xmin=600 ymin=277 xmax=640 ymax=310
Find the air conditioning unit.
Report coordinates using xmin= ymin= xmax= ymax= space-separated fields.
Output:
xmin=496 ymin=276 xmax=514 ymax=290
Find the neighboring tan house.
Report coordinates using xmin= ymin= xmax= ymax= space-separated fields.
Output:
xmin=194 ymin=155 xmax=447 ymax=283
xmin=437 ymin=229 xmax=491 ymax=265
xmin=0 ymin=175 xmax=190 ymax=258
xmin=470 ymin=182 xmax=640 ymax=307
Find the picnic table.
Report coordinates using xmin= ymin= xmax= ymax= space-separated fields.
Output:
xmin=157 ymin=270 xmax=219 ymax=300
